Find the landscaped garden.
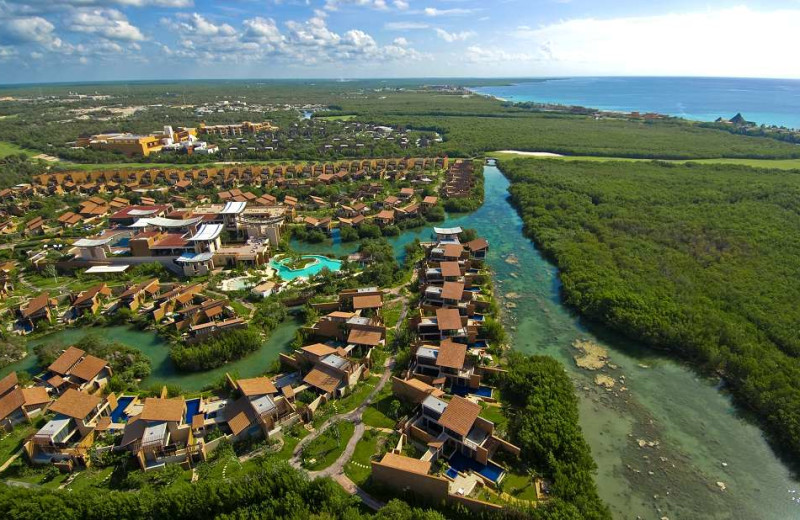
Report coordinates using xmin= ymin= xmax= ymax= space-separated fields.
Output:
xmin=301 ymin=421 xmax=356 ymax=471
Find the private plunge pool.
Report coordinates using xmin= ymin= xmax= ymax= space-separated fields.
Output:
xmin=269 ymin=255 xmax=342 ymax=281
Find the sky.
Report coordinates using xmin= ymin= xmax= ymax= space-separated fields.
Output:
xmin=0 ymin=1 xmax=799 ymax=84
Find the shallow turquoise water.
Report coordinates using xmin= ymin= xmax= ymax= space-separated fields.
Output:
xmin=472 ymin=77 xmax=800 ymax=129
xmin=297 ymin=163 xmax=800 ymax=519
xmin=270 ymin=254 xmax=342 ymax=280
xmin=1 ymin=318 xmax=301 ymax=393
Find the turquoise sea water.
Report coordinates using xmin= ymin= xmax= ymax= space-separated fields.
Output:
xmin=472 ymin=77 xmax=800 ymax=129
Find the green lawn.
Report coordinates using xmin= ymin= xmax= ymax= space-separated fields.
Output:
xmin=0 ymin=141 xmax=34 ymax=158
xmin=312 ymin=376 xmax=378 ymax=427
xmin=301 ymin=420 xmax=355 ymax=471
xmin=491 ymin=150 xmax=800 ymax=170
xmin=229 ymin=300 xmax=251 ymax=319
xmin=362 ymin=384 xmax=399 ymax=429
xmin=382 ymin=301 xmax=403 ymax=328
xmin=344 ymin=430 xmax=388 ymax=487
xmin=272 ymin=425 xmax=309 ymax=461
xmin=65 ymin=466 xmax=115 ymax=492
xmin=0 ymin=420 xmax=42 ymax=464
xmin=502 ymin=470 xmax=538 ymax=502
xmin=479 ymin=403 xmax=507 ymax=433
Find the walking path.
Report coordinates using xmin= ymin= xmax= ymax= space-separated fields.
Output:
xmin=288 ymin=354 xmax=394 ymax=510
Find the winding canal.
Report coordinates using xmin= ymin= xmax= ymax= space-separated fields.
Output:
xmin=298 ymin=163 xmax=800 ymax=519
xmin=2 ymin=163 xmax=797 ymax=517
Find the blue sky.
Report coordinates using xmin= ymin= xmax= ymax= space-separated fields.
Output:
xmin=0 ymin=1 xmax=799 ymax=84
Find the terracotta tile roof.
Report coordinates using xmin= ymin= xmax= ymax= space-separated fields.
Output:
xmin=47 ymin=375 xmax=65 ymax=388
xmin=21 ymin=292 xmax=52 ymax=319
xmin=375 ymin=210 xmax=394 ymax=220
xmin=404 ymin=377 xmax=445 ymax=398
xmin=435 ymin=340 xmax=467 ymax=370
xmin=139 ymin=397 xmax=185 ymax=423
xmin=227 ymin=411 xmax=251 ymax=436
xmin=50 ymin=388 xmax=101 ymax=420
xmin=237 ymin=377 xmax=278 ymax=396
xmin=69 ymin=355 xmax=109 ymax=382
xmin=441 ymin=281 xmax=464 ymax=301
xmin=435 ymin=308 xmax=463 ymax=331
xmin=281 ymin=385 xmax=295 ymax=399
xmin=439 ymin=261 xmax=462 ymax=278
xmin=302 ymin=343 xmax=337 ymax=357
xmin=466 ymin=238 xmax=489 ymax=251
xmin=438 ymin=396 xmax=481 ymax=437
xmin=120 ymin=278 xmax=159 ymax=299
xmin=223 ymin=397 xmax=255 ymax=436
xmin=153 ymin=233 xmax=189 ymax=248
xmin=72 ymin=284 xmax=109 ymax=307
xmin=378 ymin=452 xmax=431 ymax=475
xmin=352 ymin=294 xmax=382 ymax=310
xmin=95 ymin=416 xmax=112 ymax=431
xmin=303 ymin=365 xmax=343 ymax=394
xmin=0 ymin=372 xmax=18 ymax=397
xmin=422 ymin=196 xmax=438 ymax=204
xmin=327 ymin=311 xmax=355 ymax=319
xmin=0 ymin=389 xmax=25 ymax=421
xmin=348 ymin=329 xmax=382 ymax=346
xmin=191 ymin=414 xmax=205 ymax=430
xmin=441 ymin=243 xmax=464 ymax=259
xmin=48 ymin=346 xmax=85 ymax=376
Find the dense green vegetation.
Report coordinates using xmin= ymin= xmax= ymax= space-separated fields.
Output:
xmin=2 ymin=82 xmax=799 ymax=175
xmin=35 ymin=334 xmax=151 ymax=391
xmin=0 ymin=460 xmax=450 ymax=520
xmin=170 ymin=327 xmax=263 ymax=372
xmin=501 ymin=353 xmax=610 ymax=520
xmin=501 ymin=157 xmax=800 ymax=461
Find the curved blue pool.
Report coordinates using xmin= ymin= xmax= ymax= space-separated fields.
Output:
xmin=269 ymin=255 xmax=342 ymax=281
xmin=110 ymin=396 xmax=135 ymax=423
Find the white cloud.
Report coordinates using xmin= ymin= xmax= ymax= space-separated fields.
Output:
xmin=172 ymin=13 xmax=235 ymax=37
xmin=393 ymin=36 xmax=409 ymax=46
xmin=464 ymin=45 xmax=534 ymax=63
xmin=1 ymin=0 xmax=192 ymax=13
xmin=324 ymin=0 xmax=391 ymax=11
xmin=242 ymin=17 xmax=283 ymax=46
xmin=384 ymin=21 xmax=429 ymax=30
xmin=434 ymin=28 xmax=475 ymax=42
xmin=513 ymin=6 xmax=800 ymax=78
xmin=423 ymin=7 xmax=473 ymax=17
xmin=68 ymin=8 xmax=145 ymax=41
xmin=393 ymin=0 xmax=409 ymax=9
xmin=0 ymin=16 xmax=55 ymax=44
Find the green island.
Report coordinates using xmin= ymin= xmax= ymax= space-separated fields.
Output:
xmin=0 ymin=79 xmax=797 ymax=520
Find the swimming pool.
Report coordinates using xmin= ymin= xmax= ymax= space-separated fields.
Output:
xmin=446 ymin=467 xmax=459 ymax=479
xmin=221 ymin=277 xmax=255 ymax=291
xmin=448 ymin=452 xmax=504 ymax=482
xmin=110 ymin=396 xmax=135 ymax=423
xmin=470 ymin=340 xmax=489 ymax=349
xmin=451 ymin=385 xmax=493 ymax=398
xmin=269 ymin=255 xmax=342 ymax=281
xmin=185 ymin=398 xmax=202 ymax=424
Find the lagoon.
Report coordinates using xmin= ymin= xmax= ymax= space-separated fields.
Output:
xmin=0 ymin=318 xmax=301 ymax=393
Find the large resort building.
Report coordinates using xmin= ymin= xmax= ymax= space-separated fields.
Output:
xmin=70 ymin=200 xmax=283 ymax=277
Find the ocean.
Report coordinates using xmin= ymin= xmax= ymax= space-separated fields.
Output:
xmin=471 ymin=77 xmax=800 ymax=130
